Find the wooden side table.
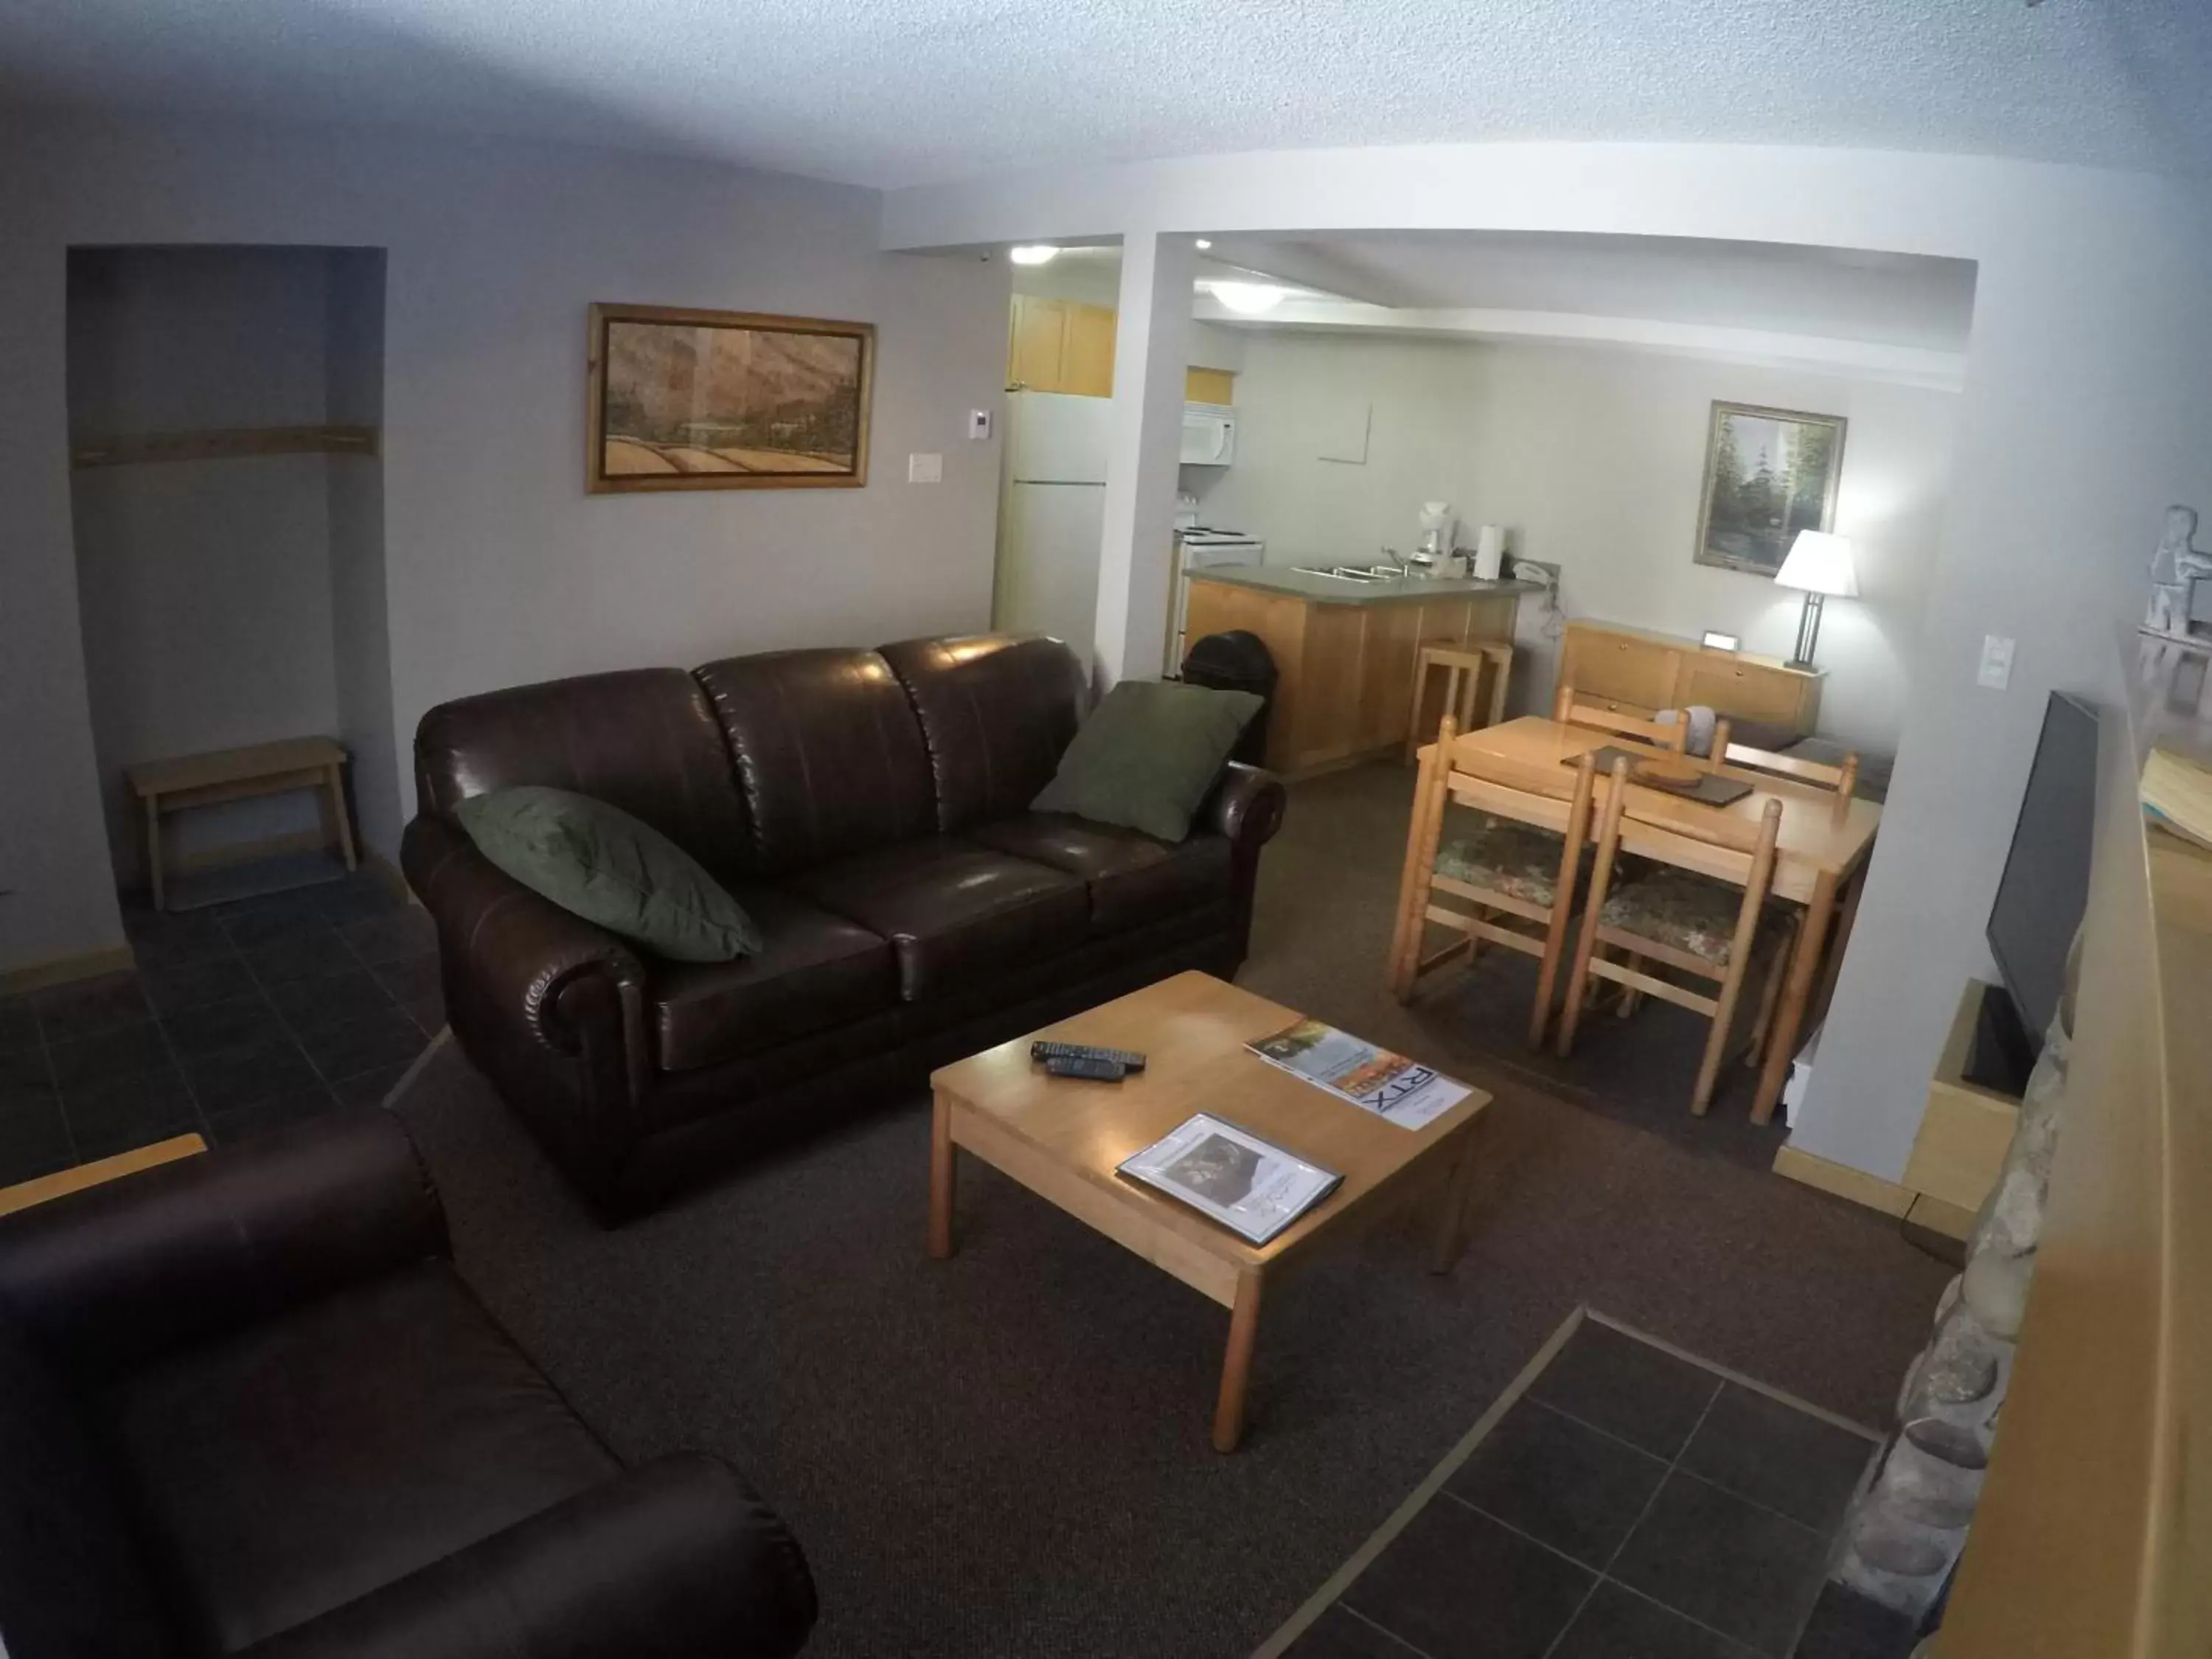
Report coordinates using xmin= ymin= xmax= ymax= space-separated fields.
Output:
xmin=127 ymin=737 xmax=356 ymax=911
xmin=1404 ymin=640 xmax=1513 ymax=762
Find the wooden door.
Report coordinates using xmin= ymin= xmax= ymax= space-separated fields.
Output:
xmin=1008 ymin=296 xmax=1070 ymax=390
xmin=1062 ymin=304 xmax=1117 ymax=397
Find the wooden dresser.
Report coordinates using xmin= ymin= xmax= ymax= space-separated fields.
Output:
xmin=1556 ymin=620 xmax=1823 ymax=734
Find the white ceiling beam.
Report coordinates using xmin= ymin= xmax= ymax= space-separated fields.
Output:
xmin=1192 ymin=298 xmax=1967 ymax=390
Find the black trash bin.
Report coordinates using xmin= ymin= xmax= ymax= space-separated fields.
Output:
xmin=1180 ymin=629 xmax=1278 ymax=768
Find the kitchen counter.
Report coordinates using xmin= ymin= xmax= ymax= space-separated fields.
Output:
xmin=1189 ymin=566 xmax=1545 ymax=606
xmin=1182 ymin=566 xmax=1529 ymax=776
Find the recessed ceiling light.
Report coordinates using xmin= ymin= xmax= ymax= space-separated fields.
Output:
xmin=1009 ymin=245 xmax=1060 ymax=265
xmin=1209 ymin=281 xmax=1285 ymax=316
xmin=1195 ymin=239 xmax=1212 ymax=250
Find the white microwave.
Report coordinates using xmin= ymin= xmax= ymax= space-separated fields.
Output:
xmin=1180 ymin=403 xmax=1237 ymax=467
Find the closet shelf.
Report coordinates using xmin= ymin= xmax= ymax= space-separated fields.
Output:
xmin=69 ymin=425 xmax=380 ymax=468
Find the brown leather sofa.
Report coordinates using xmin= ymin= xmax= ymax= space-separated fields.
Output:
xmin=0 ymin=1110 xmax=815 ymax=1658
xmin=401 ymin=633 xmax=1287 ymax=1220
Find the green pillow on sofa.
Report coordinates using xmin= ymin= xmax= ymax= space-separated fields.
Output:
xmin=1032 ymin=680 xmax=1263 ymax=843
xmin=454 ymin=786 xmax=760 ymax=962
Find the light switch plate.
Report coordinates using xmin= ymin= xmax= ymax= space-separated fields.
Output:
xmin=1978 ymin=634 xmax=2015 ymax=689
xmin=968 ymin=409 xmax=992 ymax=441
xmin=908 ymin=453 xmax=943 ymax=484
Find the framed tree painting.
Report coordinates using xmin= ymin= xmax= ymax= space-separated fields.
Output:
xmin=1692 ymin=402 xmax=1847 ymax=574
xmin=587 ymin=303 xmax=874 ymax=493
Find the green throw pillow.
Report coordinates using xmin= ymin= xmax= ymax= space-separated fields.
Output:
xmin=1032 ymin=680 xmax=1263 ymax=843
xmin=454 ymin=786 xmax=760 ymax=962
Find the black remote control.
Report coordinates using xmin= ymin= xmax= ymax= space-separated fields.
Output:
xmin=1044 ymin=1054 xmax=1127 ymax=1082
xmin=1031 ymin=1040 xmax=1147 ymax=1072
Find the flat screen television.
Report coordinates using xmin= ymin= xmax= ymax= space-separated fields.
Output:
xmin=1975 ymin=690 xmax=2099 ymax=1089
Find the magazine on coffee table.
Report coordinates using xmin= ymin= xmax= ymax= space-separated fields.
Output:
xmin=1116 ymin=1113 xmax=1343 ymax=1245
xmin=1245 ymin=1018 xmax=1470 ymax=1130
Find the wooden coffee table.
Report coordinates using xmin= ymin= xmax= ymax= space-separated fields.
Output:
xmin=928 ymin=970 xmax=1494 ymax=1451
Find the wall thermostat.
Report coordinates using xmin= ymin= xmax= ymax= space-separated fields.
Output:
xmin=1700 ymin=630 xmax=1741 ymax=652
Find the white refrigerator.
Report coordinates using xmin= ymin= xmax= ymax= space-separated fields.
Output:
xmin=993 ymin=392 xmax=1110 ymax=655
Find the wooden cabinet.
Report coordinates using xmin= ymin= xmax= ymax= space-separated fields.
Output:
xmin=1557 ymin=620 xmax=1823 ymax=734
xmin=1006 ymin=296 xmax=1116 ymax=397
xmin=1181 ymin=580 xmax=1522 ymax=775
xmin=1005 ymin=297 xmax=1238 ymax=405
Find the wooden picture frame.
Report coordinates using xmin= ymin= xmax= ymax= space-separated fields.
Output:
xmin=1692 ymin=401 xmax=1847 ymax=576
xmin=586 ymin=302 xmax=874 ymax=493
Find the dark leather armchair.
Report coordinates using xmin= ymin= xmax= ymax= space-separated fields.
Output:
xmin=403 ymin=633 xmax=1287 ymax=1219
xmin=0 ymin=1110 xmax=815 ymax=1658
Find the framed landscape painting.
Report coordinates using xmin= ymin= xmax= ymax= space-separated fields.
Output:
xmin=587 ymin=303 xmax=874 ymax=493
xmin=1692 ymin=401 xmax=1847 ymax=574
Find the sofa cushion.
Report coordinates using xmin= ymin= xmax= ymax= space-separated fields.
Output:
xmin=965 ymin=813 xmax=1234 ymax=936
xmin=100 ymin=1263 xmax=616 ymax=1655
xmin=414 ymin=668 xmax=752 ymax=886
xmin=1032 ymin=680 xmax=1264 ymax=843
xmin=790 ymin=841 xmax=1089 ymax=1002
xmin=653 ymin=886 xmax=897 ymax=1072
xmin=456 ymin=786 xmax=762 ymax=963
xmin=0 ymin=1315 xmax=178 ymax=1659
xmin=879 ymin=635 xmax=1087 ymax=832
xmin=694 ymin=648 xmax=938 ymax=876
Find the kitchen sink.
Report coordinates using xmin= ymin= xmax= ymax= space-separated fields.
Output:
xmin=1292 ymin=565 xmax=1387 ymax=583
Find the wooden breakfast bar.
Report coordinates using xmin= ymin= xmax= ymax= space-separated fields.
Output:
xmin=1182 ymin=566 xmax=1543 ymax=777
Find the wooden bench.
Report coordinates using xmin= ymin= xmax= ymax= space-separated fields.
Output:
xmin=127 ymin=737 xmax=355 ymax=911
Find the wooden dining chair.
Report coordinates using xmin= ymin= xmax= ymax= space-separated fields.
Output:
xmin=1723 ymin=740 xmax=1862 ymax=819
xmin=1554 ymin=757 xmax=1796 ymax=1114
xmin=1551 ymin=687 xmax=1689 ymax=751
xmin=1389 ymin=714 xmax=1601 ymax=1048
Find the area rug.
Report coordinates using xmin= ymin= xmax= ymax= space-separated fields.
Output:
xmin=388 ymin=1037 xmax=1948 ymax=1659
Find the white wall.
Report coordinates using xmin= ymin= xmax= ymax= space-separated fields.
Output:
xmin=1193 ymin=331 xmax=1956 ymax=754
xmin=1191 ymin=331 xmax=1486 ymax=571
xmin=325 ymin=249 xmax=401 ymax=862
xmin=66 ymin=246 xmax=346 ymax=880
xmin=0 ymin=113 xmax=1008 ymax=975
xmin=885 ymin=143 xmax=2212 ymax=1183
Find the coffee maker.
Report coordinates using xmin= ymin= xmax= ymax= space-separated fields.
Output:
xmin=1415 ymin=501 xmax=1456 ymax=574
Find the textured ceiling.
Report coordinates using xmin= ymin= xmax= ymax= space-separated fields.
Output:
xmin=4 ymin=0 xmax=2211 ymax=190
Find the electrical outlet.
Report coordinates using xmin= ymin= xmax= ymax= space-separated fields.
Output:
xmin=1978 ymin=634 xmax=2015 ymax=689
xmin=908 ymin=453 xmax=942 ymax=484
xmin=967 ymin=409 xmax=992 ymax=441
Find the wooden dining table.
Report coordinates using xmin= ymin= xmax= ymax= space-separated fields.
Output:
xmin=1443 ymin=715 xmax=1882 ymax=1122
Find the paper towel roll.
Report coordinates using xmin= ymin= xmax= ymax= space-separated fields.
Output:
xmin=1473 ymin=524 xmax=1506 ymax=581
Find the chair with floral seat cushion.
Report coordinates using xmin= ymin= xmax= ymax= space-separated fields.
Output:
xmin=1556 ymin=756 xmax=1796 ymax=1114
xmin=1390 ymin=714 xmax=1601 ymax=1048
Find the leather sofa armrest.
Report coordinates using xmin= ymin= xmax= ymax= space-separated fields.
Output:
xmin=1203 ymin=761 xmax=1287 ymax=850
xmin=0 ymin=1109 xmax=446 ymax=1374
xmin=237 ymin=1453 xmax=818 ymax=1659
xmin=402 ymin=813 xmax=648 ymax=1057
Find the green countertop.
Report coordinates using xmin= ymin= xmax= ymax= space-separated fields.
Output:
xmin=1187 ymin=564 xmax=1545 ymax=606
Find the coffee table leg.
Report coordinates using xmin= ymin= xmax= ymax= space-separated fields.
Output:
xmin=1212 ymin=1270 xmax=1265 ymax=1453
xmin=1429 ymin=1114 xmax=1488 ymax=1274
xmin=928 ymin=1088 xmax=956 ymax=1259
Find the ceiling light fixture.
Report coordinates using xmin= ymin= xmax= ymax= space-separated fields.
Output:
xmin=1209 ymin=281 xmax=1286 ymax=315
xmin=1194 ymin=239 xmax=1212 ymax=250
xmin=1009 ymin=245 xmax=1060 ymax=265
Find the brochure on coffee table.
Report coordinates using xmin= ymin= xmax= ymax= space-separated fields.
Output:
xmin=1117 ymin=1113 xmax=1343 ymax=1245
xmin=1246 ymin=1019 xmax=1470 ymax=1130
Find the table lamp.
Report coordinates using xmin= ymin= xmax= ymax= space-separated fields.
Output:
xmin=1775 ymin=530 xmax=1857 ymax=669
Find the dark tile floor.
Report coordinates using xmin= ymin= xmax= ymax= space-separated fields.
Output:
xmin=0 ymin=874 xmax=440 ymax=1185
xmin=1287 ymin=1317 xmax=1891 ymax=1659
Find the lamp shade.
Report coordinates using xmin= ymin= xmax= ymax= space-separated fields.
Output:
xmin=1775 ymin=530 xmax=1858 ymax=598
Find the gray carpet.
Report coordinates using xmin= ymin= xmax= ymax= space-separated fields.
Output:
xmin=393 ymin=762 xmax=1950 ymax=1659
